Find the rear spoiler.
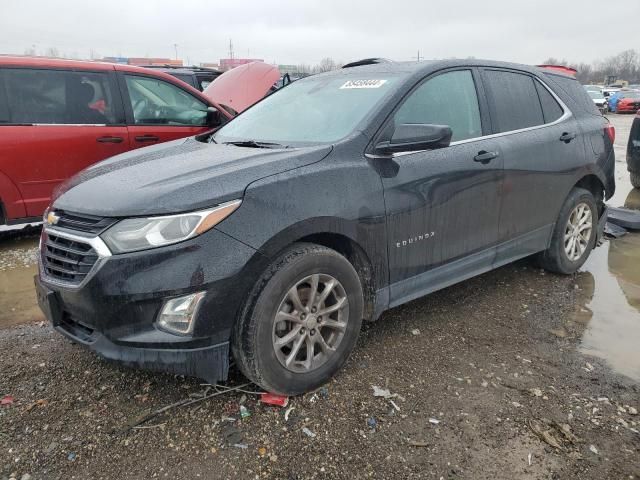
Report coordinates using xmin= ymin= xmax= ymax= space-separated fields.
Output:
xmin=537 ymin=64 xmax=577 ymax=77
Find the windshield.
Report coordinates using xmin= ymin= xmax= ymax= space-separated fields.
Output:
xmin=588 ymin=91 xmax=604 ymax=99
xmin=213 ymin=74 xmax=399 ymax=146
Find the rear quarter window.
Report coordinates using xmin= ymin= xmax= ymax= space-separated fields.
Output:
xmin=534 ymin=80 xmax=564 ymax=123
xmin=543 ymin=73 xmax=600 ymax=116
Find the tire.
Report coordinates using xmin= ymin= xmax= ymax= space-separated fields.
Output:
xmin=232 ymin=242 xmax=364 ymax=395
xmin=631 ymin=171 xmax=640 ymax=189
xmin=537 ymin=188 xmax=598 ymax=274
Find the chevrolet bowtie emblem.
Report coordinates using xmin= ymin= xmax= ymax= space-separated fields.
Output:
xmin=46 ymin=211 xmax=60 ymax=226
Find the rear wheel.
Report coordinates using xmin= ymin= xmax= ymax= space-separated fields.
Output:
xmin=537 ymin=188 xmax=597 ymax=274
xmin=631 ymin=171 xmax=640 ymax=189
xmin=232 ymin=243 xmax=363 ymax=395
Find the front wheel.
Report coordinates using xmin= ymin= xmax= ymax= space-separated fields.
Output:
xmin=537 ymin=188 xmax=598 ymax=274
xmin=232 ymin=243 xmax=364 ymax=395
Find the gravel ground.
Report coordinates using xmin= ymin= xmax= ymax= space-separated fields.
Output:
xmin=1 ymin=259 xmax=639 ymax=480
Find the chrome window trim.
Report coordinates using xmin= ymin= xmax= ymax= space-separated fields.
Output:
xmin=365 ymin=75 xmax=572 ymax=159
xmin=39 ymin=226 xmax=112 ymax=290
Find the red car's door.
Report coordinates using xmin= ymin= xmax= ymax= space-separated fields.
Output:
xmin=0 ymin=67 xmax=129 ymax=219
xmin=118 ymin=73 xmax=215 ymax=148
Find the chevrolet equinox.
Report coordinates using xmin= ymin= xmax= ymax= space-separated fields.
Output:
xmin=36 ymin=60 xmax=615 ymax=395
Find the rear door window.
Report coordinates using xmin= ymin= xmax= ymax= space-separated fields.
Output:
xmin=535 ymin=81 xmax=564 ymax=123
xmin=124 ymin=75 xmax=208 ymax=126
xmin=483 ymin=70 xmax=544 ymax=133
xmin=392 ymin=69 xmax=482 ymax=142
xmin=2 ymin=68 xmax=119 ymax=125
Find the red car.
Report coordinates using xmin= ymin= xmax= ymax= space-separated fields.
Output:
xmin=0 ymin=57 xmax=279 ymax=227
xmin=616 ymin=91 xmax=640 ymax=113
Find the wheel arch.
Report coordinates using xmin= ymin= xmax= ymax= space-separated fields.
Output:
xmin=573 ymin=174 xmax=606 ymax=216
xmin=241 ymin=217 xmax=386 ymax=322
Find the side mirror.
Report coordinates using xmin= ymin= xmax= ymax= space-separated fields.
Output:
xmin=375 ymin=123 xmax=453 ymax=155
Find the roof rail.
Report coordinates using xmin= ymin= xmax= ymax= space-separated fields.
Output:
xmin=342 ymin=58 xmax=392 ymax=69
xmin=537 ymin=64 xmax=577 ymax=77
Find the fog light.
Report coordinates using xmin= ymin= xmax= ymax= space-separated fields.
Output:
xmin=157 ymin=292 xmax=206 ymax=335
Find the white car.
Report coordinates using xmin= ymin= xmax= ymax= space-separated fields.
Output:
xmin=588 ymin=90 xmax=608 ymax=114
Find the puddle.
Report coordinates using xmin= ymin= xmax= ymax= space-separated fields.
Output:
xmin=0 ymin=236 xmax=43 ymax=329
xmin=577 ymin=183 xmax=640 ymax=382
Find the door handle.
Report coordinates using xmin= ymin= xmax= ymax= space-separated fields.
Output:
xmin=473 ymin=150 xmax=499 ymax=164
xmin=559 ymin=132 xmax=576 ymax=143
xmin=96 ymin=136 xmax=124 ymax=144
xmin=135 ymin=135 xmax=160 ymax=143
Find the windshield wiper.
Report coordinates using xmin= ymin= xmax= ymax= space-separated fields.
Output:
xmin=222 ymin=140 xmax=286 ymax=149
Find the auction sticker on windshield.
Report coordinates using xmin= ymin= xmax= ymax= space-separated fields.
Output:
xmin=340 ymin=79 xmax=387 ymax=89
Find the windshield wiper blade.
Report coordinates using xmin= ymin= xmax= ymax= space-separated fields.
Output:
xmin=222 ymin=140 xmax=285 ymax=149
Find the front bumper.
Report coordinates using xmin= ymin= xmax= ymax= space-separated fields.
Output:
xmin=36 ymin=226 xmax=264 ymax=383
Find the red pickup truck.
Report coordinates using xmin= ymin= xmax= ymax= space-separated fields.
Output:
xmin=0 ymin=57 xmax=279 ymax=227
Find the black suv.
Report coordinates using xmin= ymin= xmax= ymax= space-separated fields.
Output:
xmin=141 ymin=65 xmax=222 ymax=91
xmin=36 ymin=60 xmax=615 ymax=395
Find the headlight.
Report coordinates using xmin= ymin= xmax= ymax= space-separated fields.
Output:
xmin=101 ymin=200 xmax=241 ymax=253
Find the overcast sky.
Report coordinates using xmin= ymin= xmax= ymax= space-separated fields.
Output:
xmin=2 ymin=0 xmax=638 ymax=66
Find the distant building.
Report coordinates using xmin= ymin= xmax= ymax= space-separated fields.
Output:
xmin=219 ymin=58 xmax=264 ymax=71
xmin=199 ymin=62 xmax=221 ymax=69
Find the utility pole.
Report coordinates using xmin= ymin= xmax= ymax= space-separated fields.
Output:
xmin=228 ymin=39 xmax=234 ymax=60
xmin=173 ymin=43 xmax=179 ymax=60
xmin=413 ymin=50 xmax=422 ymax=62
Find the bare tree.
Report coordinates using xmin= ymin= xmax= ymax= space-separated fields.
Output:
xmin=317 ymin=57 xmax=337 ymax=73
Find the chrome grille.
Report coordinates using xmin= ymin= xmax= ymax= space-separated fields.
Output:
xmin=42 ymin=231 xmax=99 ymax=284
xmin=52 ymin=210 xmax=116 ymax=234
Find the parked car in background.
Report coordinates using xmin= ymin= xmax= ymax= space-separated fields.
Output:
xmin=588 ymin=89 xmax=608 ymax=114
xmin=628 ymin=111 xmax=640 ymax=188
xmin=0 ymin=57 xmax=277 ymax=226
xmin=615 ymin=90 xmax=640 ymax=114
xmin=602 ymin=85 xmax=622 ymax=97
xmin=608 ymin=90 xmax=640 ymax=113
xmin=36 ymin=59 xmax=614 ymax=394
xmin=583 ymin=84 xmax=602 ymax=92
xmin=141 ymin=65 xmax=222 ymax=91
xmin=203 ymin=61 xmax=280 ymax=115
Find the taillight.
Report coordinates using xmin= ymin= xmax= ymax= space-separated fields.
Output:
xmin=605 ymin=123 xmax=615 ymax=143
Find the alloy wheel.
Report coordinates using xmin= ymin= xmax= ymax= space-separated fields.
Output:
xmin=564 ymin=202 xmax=593 ymax=262
xmin=272 ymin=274 xmax=349 ymax=373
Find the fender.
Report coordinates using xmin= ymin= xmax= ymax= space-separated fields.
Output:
xmin=0 ymin=169 xmax=26 ymax=222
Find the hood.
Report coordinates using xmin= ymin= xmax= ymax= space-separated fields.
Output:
xmin=53 ymin=138 xmax=331 ymax=217
xmin=203 ymin=62 xmax=280 ymax=114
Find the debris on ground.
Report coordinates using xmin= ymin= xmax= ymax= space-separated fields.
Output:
xmin=221 ymin=424 xmax=243 ymax=446
xmin=604 ymin=221 xmax=628 ymax=238
xmin=0 ymin=394 xmax=14 ymax=406
xmin=67 ymin=452 xmax=77 ymax=462
xmin=589 ymin=445 xmax=599 ymax=455
xmin=233 ymin=443 xmax=248 ymax=450
xmin=411 ymin=329 xmax=420 ymax=336
xmin=529 ymin=388 xmax=543 ymax=397
xmin=407 ymin=439 xmax=429 ymax=447
xmin=260 ymin=393 xmax=289 ymax=407
xmin=367 ymin=417 xmax=377 ymax=429
xmin=371 ymin=385 xmax=403 ymax=401
xmin=284 ymin=406 xmax=295 ymax=422
xmin=606 ymin=206 xmax=640 ymax=230
xmin=239 ymin=405 xmax=251 ymax=419
xmin=124 ymin=383 xmax=250 ymax=431
xmin=528 ymin=418 xmax=580 ymax=451
xmin=302 ymin=427 xmax=316 ymax=438
xmin=428 ymin=418 xmax=440 ymax=425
